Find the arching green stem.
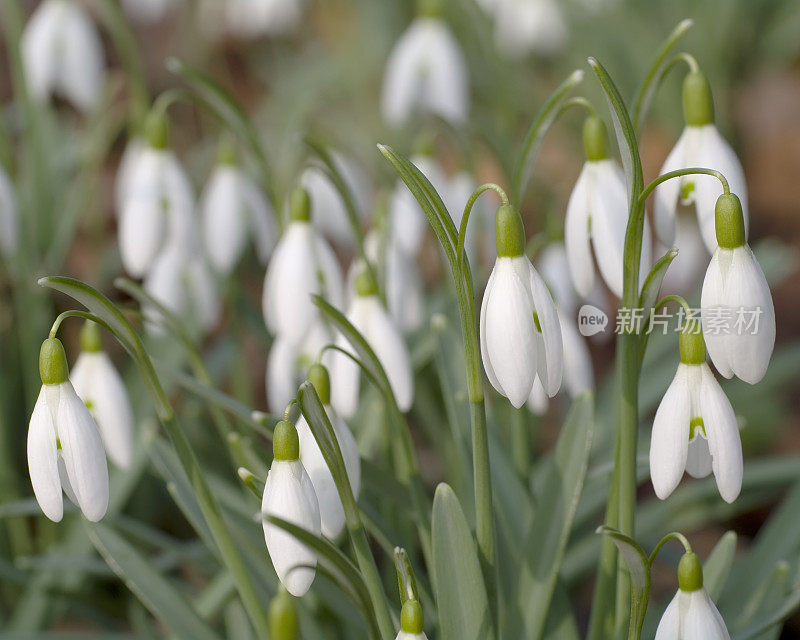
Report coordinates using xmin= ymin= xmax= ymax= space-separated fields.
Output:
xmin=639 ymin=167 xmax=729 ymax=207
xmin=649 ymin=532 xmax=693 ymax=566
xmin=558 ymin=96 xmax=599 ymax=119
xmin=457 ymin=183 xmax=509 ymax=269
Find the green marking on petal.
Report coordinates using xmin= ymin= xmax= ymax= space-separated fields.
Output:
xmin=689 ymin=416 xmax=706 ymax=440
xmin=532 ymin=311 xmax=542 ymax=333
xmin=680 ymin=181 xmax=695 ymax=202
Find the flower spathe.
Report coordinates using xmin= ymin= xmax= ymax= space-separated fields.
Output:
xmin=655 ymin=553 xmax=731 ymax=640
xmin=262 ymin=420 xmax=321 ymax=597
xmin=0 ymin=163 xmax=19 ymax=257
xmin=200 ymin=162 xmax=276 ymax=275
xmin=381 ymin=16 xmax=468 ymax=127
xmin=70 ymin=323 xmax=134 ymax=470
xmin=28 ymin=339 xmax=109 ymax=522
xmin=331 ymin=271 xmax=414 ymax=419
xmin=649 ymin=330 xmax=742 ymax=503
xmin=701 ymin=193 xmax=775 ymax=384
xmin=480 ymin=205 xmax=563 ymax=408
xmin=22 ymin=0 xmax=106 ymax=113
xmin=654 ymin=70 xmax=748 ymax=254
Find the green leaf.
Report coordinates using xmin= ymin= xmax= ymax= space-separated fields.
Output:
xmin=638 ymin=248 xmax=679 ymax=360
xmin=87 ymin=522 xmax=222 ymax=640
xmin=731 ymin=560 xmax=793 ymax=640
xmin=703 ymin=531 xmax=737 ymax=603
xmin=432 ymin=483 xmax=494 ymax=640
xmin=265 ymin=516 xmax=383 ymax=640
xmin=516 ymin=392 xmax=594 ymax=639
xmin=596 ymin=526 xmax=651 ymax=640
xmin=511 ymin=69 xmax=584 ymax=205
xmin=632 ymin=19 xmax=694 ymax=134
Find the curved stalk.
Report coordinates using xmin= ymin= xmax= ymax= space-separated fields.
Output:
xmin=648 ymin=532 xmax=693 ymax=566
xmin=639 ymin=167 xmax=729 ymax=206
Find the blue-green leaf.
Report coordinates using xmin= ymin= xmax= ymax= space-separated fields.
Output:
xmin=703 ymin=531 xmax=737 ymax=603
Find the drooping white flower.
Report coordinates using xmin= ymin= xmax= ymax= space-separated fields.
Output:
xmin=649 ymin=328 xmax=742 ymax=503
xmin=362 ymin=230 xmax=425 ymax=333
xmin=480 ymin=0 xmax=568 ymax=59
xmin=297 ymin=363 xmax=361 ymax=539
xmin=655 ymin=552 xmax=731 ymax=640
xmin=701 ymin=194 xmax=774 ymax=385
xmin=331 ymin=269 xmax=414 ymax=418
xmin=262 ymin=188 xmax=344 ymax=347
xmin=70 ymin=322 xmax=134 ymax=469
xmin=480 ymin=205 xmax=563 ymax=408
xmin=658 ymin=213 xmax=708 ymax=295
xmin=122 ymin=0 xmax=178 ymax=23
xmin=388 ymin=154 xmax=448 ymax=256
xmin=381 ymin=15 xmax=468 ymax=127
xmin=28 ymin=338 xmax=109 ymax=522
xmin=301 ymin=153 xmax=372 ymax=247
xmin=262 ymin=419 xmax=320 ymax=597
xmin=117 ymin=117 xmax=195 ymax=278
xmin=0 ymin=163 xmax=19 ymax=257
xmin=21 ymin=0 xmax=106 ymax=113
xmin=654 ymin=71 xmax=748 ymax=254
xmin=565 ymin=120 xmax=652 ymax=298
xmin=224 ymin=0 xmax=306 ymax=38
xmin=200 ymin=160 xmax=276 ymax=275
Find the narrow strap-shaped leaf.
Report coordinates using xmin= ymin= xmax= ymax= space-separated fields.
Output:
xmin=432 ymin=484 xmax=494 ymax=640
xmin=87 ymin=522 xmax=222 ymax=640
xmin=703 ymin=530 xmax=737 ymax=603
xmin=732 ymin=586 xmax=800 ymax=640
xmin=637 ymin=248 xmax=679 ymax=362
xmin=511 ymin=70 xmax=584 ymax=205
xmin=517 ymin=392 xmax=594 ymax=640
xmin=596 ymin=526 xmax=651 ymax=640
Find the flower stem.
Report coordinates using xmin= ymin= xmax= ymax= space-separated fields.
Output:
xmin=638 ymin=167 xmax=729 ymax=207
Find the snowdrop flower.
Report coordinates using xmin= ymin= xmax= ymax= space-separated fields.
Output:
xmin=566 ymin=116 xmax=651 ymax=299
xmin=389 ymin=154 xmax=448 ymax=256
xmin=262 ymin=187 xmax=344 ymax=346
xmin=224 ymin=0 xmax=306 ymax=38
xmin=301 ymin=153 xmax=372 ymax=247
xmin=655 ymin=551 xmax=731 ymax=640
xmin=649 ymin=326 xmax=742 ymax=503
xmin=480 ymin=205 xmax=563 ymax=408
xmin=396 ymin=599 xmax=429 ymax=640
xmin=331 ymin=268 xmax=414 ymax=418
xmin=654 ymin=70 xmax=748 ymax=254
xmin=362 ymin=230 xmax=425 ymax=332
xmin=144 ymin=240 xmax=220 ymax=336
xmin=28 ymin=338 xmax=109 ymax=522
xmin=200 ymin=142 xmax=276 ymax=275
xmin=118 ymin=114 xmax=195 ymax=278
xmin=381 ymin=3 xmax=468 ymax=127
xmin=22 ymin=0 xmax=105 ymax=113
xmin=701 ymin=193 xmax=774 ymax=384
xmin=0 ymin=164 xmax=19 ymax=257
xmin=70 ymin=322 xmax=134 ymax=469
xmin=122 ymin=0 xmax=178 ymax=23
xmin=480 ymin=0 xmax=568 ymax=59
xmin=262 ymin=419 xmax=321 ymax=597
xmin=296 ymin=364 xmax=361 ymax=539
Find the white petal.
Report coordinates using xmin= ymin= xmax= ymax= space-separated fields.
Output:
xmin=56 ymin=383 xmax=109 ymax=522
xmin=297 ymin=415 xmax=344 ymax=539
xmin=185 ymin=257 xmax=221 ymax=333
xmin=685 ymin=433 xmax=712 ymax=479
xmin=330 ymin=331 xmax=361 ymax=419
xmin=479 ymin=266 xmax=503 ymax=393
xmin=565 ymin=165 xmax=594 ymax=297
xmin=71 ymin=352 xmax=134 ymax=469
xmin=0 ymin=166 xmax=19 ymax=256
xmin=58 ymin=0 xmax=105 ymax=112
xmin=381 ymin=19 xmax=427 ymax=126
xmin=314 ymin=235 xmax=345 ymax=311
xmin=27 ymin=387 xmax=63 ymax=522
xmin=588 ymin=160 xmax=629 ymax=298
xmin=482 ymin=258 xmax=537 ymax=407
xmin=122 ymin=0 xmax=177 ymax=23
xmin=526 ymin=377 xmax=548 ymax=415
xmin=684 ymin=589 xmax=731 ymax=640
xmin=700 ymin=249 xmax=734 ymax=378
xmin=528 ymin=261 xmax=563 ymax=397
xmin=494 ymin=0 xmax=567 ymax=59
xmin=119 ymin=197 xmax=165 ymax=278
xmin=658 ymin=213 xmax=709 ymax=296
xmin=201 ymin=166 xmax=247 ymax=275
xmin=389 ymin=182 xmax=428 ymax=257
xmin=396 ymin=632 xmax=429 ymax=640
xmin=332 ymin=409 xmax=361 ymax=501
xmin=654 ymin=590 xmax=682 ymax=640
xmin=22 ymin=0 xmax=63 ymax=104
xmin=558 ymin=309 xmax=594 ymax=397
xmin=114 ymin=138 xmax=145 ymax=219
xmin=653 ymin=130 xmax=689 ymax=247
xmin=650 ymin=365 xmax=691 ymax=500
xmin=699 ymin=365 xmax=742 ymax=503
xmin=262 ymin=460 xmax=321 ymax=597
xmin=266 ymin=337 xmax=300 ymax=414
xmin=536 ymin=242 xmax=576 ymax=316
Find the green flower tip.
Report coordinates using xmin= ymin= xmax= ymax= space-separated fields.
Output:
xmin=145 ymin=110 xmax=169 ymax=150
xmin=217 ymin=135 xmax=237 ymax=166
xmin=355 ymin=266 xmax=378 ymax=297
xmin=679 ymin=323 xmax=705 ymax=365
xmin=417 ymin=0 xmax=443 ymax=19
xmin=307 ymin=363 xmax=331 ymax=406
xmin=273 ymin=420 xmax=300 ymax=461
xmin=289 ymin=186 xmax=311 ymax=222
xmin=582 ymin=116 xmax=609 ymax=162
xmin=495 ymin=204 xmax=526 ymax=257
xmin=682 ymin=71 xmax=715 ymax=127
xmin=678 ymin=552 xmax=704 ymax=592
xmin=39 ymin=338 xmax=69 ymax=385
xmin=269 ymin=588 xmax=299 ymax=640
xmin=401 ymin=599 xmax=424 ymax=634
xmin=715 ymin=193 xmax=746 ymax=249
xmin=79 ymin=320 xmax=102 ymax=353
